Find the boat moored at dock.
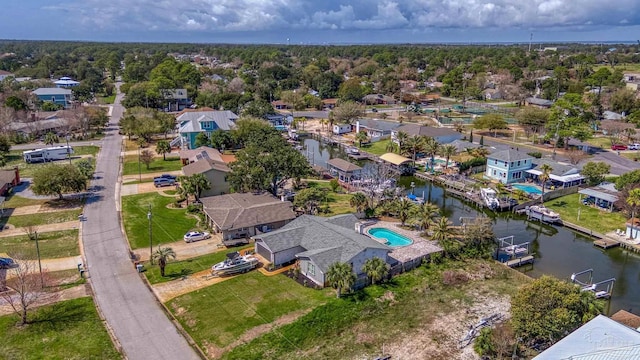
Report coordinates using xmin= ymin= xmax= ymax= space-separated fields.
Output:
xmin=525 ymin=205 xmax=562 ymax=224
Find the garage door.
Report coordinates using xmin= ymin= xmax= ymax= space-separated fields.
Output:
xmin=255 ymin=243 xmax=272 ymax=262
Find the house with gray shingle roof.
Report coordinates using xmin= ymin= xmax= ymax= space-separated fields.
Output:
xmin=177 ymin=110 xmax=238 ymax=149
xmin=485 ymin=149 xmax=533 ymax=184
xmin=32 ymin=88 xmax=73 ymax=109
xmin=392 ymin=124 xmax=463 ymax=144
xmin=201 ymin=192 xmax=296 ymax=241
xmin=254 ymin=214 xmax=391 ymax=287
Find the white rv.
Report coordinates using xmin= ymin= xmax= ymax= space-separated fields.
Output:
xmin=23 ymin=146 xmax=74 ymax=163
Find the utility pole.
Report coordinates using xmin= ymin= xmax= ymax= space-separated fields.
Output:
xmin=148 ymin=204 xmax=153 ymax=264
xmin=528 ymin=33 xmax=533 ymax=53
xmin=138 ymin=146 xmax=142 ymax=182
xmin=66 ymin=134 xmax=72 ymax=165
xmin=34 ymin=231 xmax=43 ymax=286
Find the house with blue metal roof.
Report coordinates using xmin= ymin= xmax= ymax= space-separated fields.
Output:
xmin=32 ymin=88 xmax=73 ymax=109
xmin=176 ymin=110 xmax=238 ymax=149
xmin=54 ymin=76 xmax=79 ymax=88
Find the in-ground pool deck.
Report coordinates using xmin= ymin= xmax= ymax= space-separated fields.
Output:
xmin=363 ymin=221 xmax=442 ymax=263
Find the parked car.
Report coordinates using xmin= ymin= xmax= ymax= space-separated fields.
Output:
xmin=154 ymin=174 xmax=177 ymax=181
xmin=183 ymin=231 xmax=211 ymax=243
xmin=629 ymin=143 xmax=640 ymax=150
xmin=611 ymin=144 xmax=628 ymax=151
xmin=154 ymin=178 xmax=176 ymax=187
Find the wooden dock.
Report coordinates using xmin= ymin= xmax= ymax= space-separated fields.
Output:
xmin=593 ymin=238 xmax=620 ymax=249
xmin=504 ymin=255 xmax=535 ymax=268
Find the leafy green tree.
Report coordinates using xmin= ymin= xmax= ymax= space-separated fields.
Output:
xmin=241 ymin=99 xmax=275 ymax=118
xmin=140 ymin=149 xmax=154 ymax=169
xmin=31 ymin=164 xmax=87 ymax=199
xmin=349 ymin=192 xmax=368 ymax=213
xmin=473 ymin=113 xmax=508 ymax=137
xmin=194 ymin=132 xmax=209 ymax=148
xmin=333 ymin=101 xmax=363 ymax=124
xmin=4 ymin=95 xmax=27 ymax=111
xmin=41 ymin=101 xmax=62 ymax=111
xmin=329 ymin=179 xmax=340 ymax=193
xmin=326 ymin=262 xmax=356 ymax=298
xmin=155 ymin=140 xmax=171 ymax=160
xmin=75 ymin=158 xmax=95 ymax=180
xmin=548 ymin=93 xmax=594 ymax=149
xmin=355 ymin=131 xmax=369 ymax=147
xmin=280 ymin=90 xmax=305 ymax=113
xmin=338 ymin=78 xmax=366 ymax=102
xmin=610 ymin=89 xmax=637 ymax=115
xmin=616 ymin=169 xmax=640 ymax=191
xmin=228 ymin=134 xmax=310 ymax=196
xmin=43 ymin=132 xmax=58 ymax=146
xmin=581 ymin=162 xmax=610 ymax=186
xmin=152 ymin=246 xmax=177 ymax=277
xmin=209 ymin=129 xmax=234 ymax=151
xmin=511 ymin=275 xmax=602 ymax=347
xmin=516 ymin=107 xmax=549 ymax=137
xmin=293 ymin=187 xmax=324 ymax=214
xmin=361 ymin=257 xmax=388 ymax=285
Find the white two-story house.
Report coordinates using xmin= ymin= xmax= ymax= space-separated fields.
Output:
xmin=485 ymin=149 xmax=533 ymax=184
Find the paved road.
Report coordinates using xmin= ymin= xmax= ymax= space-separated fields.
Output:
xmin=82 ymin=84 xmax=199 ymax=360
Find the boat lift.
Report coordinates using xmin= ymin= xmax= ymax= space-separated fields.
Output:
xmin=497 ymin=236 xmax=530 ymax=256
xmin=570 ymin=269 xmax=616 ymax=299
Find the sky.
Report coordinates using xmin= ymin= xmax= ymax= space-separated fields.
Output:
xmin=2 ymin=0 xmax=640 ymax=44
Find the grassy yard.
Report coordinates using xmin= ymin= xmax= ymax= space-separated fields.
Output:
xmin=122 ymin=155 xmax=183 ymax=175
xmin=3 ymin=195 xmax=47 ymax=208
xmin=1 ymin=230 xmax=79 ymax=259
xmin=122 ymin=193 xmax=198 ymax=249
xmin=144 ymin=246 xmax=253 ymax=284
xmin=98 ymin=94 xmax=116 ymax=104
xmin=621 ymin=152 xmax=640 ymax=161
xmin=545 ymin=193 xmax=627 ymax=234
xmin=0 ymin=297 xmax=120 ymax=359
xmin=306 ymin=181 xmax=356 ymax=216
xmin=203 ymin=260 xmax=527 ymax=360
xmin=3 ymin=146 xmax=100 ymax=178
xmin=358 ymin=139 xmax=392 ymax=156
xmin=168 ymin=271 xmax=333 ymax=353
xmin=1 ymin=208 xmax=82 ymax=228
xmin=585 ymin=137 xmax=612 ymax=148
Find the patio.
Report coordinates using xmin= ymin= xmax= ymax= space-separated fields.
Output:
xmin=362 ymin=220 xmax=442 ymax=264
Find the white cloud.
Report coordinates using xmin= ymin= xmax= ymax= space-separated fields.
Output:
xmin=44 ymin=0 xmax=640 ymax=34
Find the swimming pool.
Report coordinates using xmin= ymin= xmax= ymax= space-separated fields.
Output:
xmin=512 ymin=184 xmax=542 ymax=195
xmin=367 ymin=228 xmax=413 ymax=247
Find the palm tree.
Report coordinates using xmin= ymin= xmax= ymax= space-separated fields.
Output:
xmin=319 ymin=118 xmax=327 ymax=132
xmin=432 ymin=216 xmax=454 ymax=243
xmin=405 ymin=135 xmax=426 ymax=166
xmin=44 ymin=132 xmax=58 ymax=146
xmin=355 ymin=131 xmax=369 ymax=147
xmin=326 ymin=262 xmax=356 ymax=298
xmin=190 ymin=173 xmax=211 ymax=201
xmin=350 ymin=192 xmax=368 ymax=213
xmin=362 ymin=257 xmax=388 ymax=285
xmin=152 ymin=246 xmax=176 ymax=277
xmin=410 ymin=202 xmax=440 ymax=233
xmin=439 ymin=144 xmax=457 ymax=170
xmin=626 ymin=188 xmax=640 ymax=239
xmin=155 ymin=140 xmax=171 ymax=160
xmin=395 ymin=131 xmax=409 ymax=153
xmin=385 ymin=140 xmax=396 ymax=153
xmin=471 ymin=147 xmax=490 ymax=159
xmin=424 ymin=137 xmax=441 ymax=173
xmin=394 ymin=199 xmax=414 ymax=226
xmin=538 ymin=164 xmax=553 ymax=204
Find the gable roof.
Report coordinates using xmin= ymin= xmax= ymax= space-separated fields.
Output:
xmin=488 ymin=149 xmax=532 ymax=162
xmin=394 ymin=124 xmax=460 ymax=138
xmin=533 ymin=159 xmax=579 ymax=176
xmin=534 ymin=315 xmax=640 ymax=360
xmin=0 ymin=169 xmax=17 ymax=188
xmin=201 ymin=193 xmax=296 ymax=231
xmin=449 ymin=139 xmax=480 ymax=152
xmin=177 ymin=110 xmax=238 ymax=133
xmin=326 ymin=158 xmax=362 ymax=172
xmin=255 ymin=214 xmax=390 ymax=273
xmin=0 ymin=70 xmax=14 ymax=76
xmin=179 ymin=146 xmax=225 ymax=163
xmin=32 ymin=88 xmax=72 ymax=96
xmin=182 ymin=158 xmax=230 ymax=176
xmin=356 ymin=119 xmax=401 ymax=132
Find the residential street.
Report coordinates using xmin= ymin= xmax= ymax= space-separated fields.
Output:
xmin=81 ymin=84 xmax=200 ymax=359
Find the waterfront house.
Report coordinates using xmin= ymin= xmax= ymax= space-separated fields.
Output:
xmin=355 ymin=119 xmax=400 ymax=140
xmin=201 ymin=192 xmax=296 ymax=241
xmin=332 ymin=123 xmax=352 ymax=135
xmin=176 ymin=110 xmax=238 ymax=149
xmin=391 ymin=124 xmax=463 ymax=144
xmin=253 ymin=214 xmax=391 ymax=287
xmin=525 ymin=159 xmax=584 ymax=188
xmin=326 ymin=158 xmax=362 ymax=183
xmin=32 ymin=88 xmax=73 ymax=109
xmin=485 ymin=149 xmax=533 ymax=184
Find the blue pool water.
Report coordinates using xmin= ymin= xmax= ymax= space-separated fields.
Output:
xmin=512 ymin=184 xmax=542 ymax=195
xmin=274 ymin=125 xmax=287 ymax=131
xmin=367 ymin=228 xmax=413 ymax=247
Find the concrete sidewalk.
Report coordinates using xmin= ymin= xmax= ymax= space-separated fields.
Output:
xmin=0 ymin=284 xmax=89 ymax=316
xmin=0 ymin=220 xmax=79 ymax=238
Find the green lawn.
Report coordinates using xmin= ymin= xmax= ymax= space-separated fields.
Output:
xmin=122 ymin=193 xmax=198 ymax=249
xmin=585 ymin=137 xmax=612 ymax=148
xmin=168 ymin=271 xmax=332 ymax=351
xmin=98 ymin=95 xmax=116 ymax=104
xmin=219 ymin=260 xmax=526 ymax=360
xmin=306 ymin=181 xmax=356 ymax=216
xmin=3 ymin=195 xmax=47 ymax=208
xmin=545 ymin=193 xmax=627 ymax=234
xmin=1 ymin=230 xmax=79 ymax=259
xmin=122 ymin=155 xmax=183 ymax=175
xmin=3 ymin=146 xmax=99 ymax=178
xmin=0 ymin=297 xmax=120 ymax=359
xmin=1 ymin=209 xmax=83 ymax=228
xmin=358 ymin=139 xmax=392 ymax=156
xmin=144 ymin=246 xmax=253 ymax=284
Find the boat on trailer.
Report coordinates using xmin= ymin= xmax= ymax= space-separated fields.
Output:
xmin=480 ymin=188 xmax=500 ymax=209
xmin=525 ymin=205 xmax=561 ymax=224
xmin=211 ymin=252 xmax=259 ymax=276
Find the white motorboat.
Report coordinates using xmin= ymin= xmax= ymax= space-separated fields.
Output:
xmin=480 ymin=188 xmax=500 ymax=209
xmin=503 ymin=245 xmax=528 ymax=256
xmin=346 ymin=147 xmax=360 ymax=155
xmin=525 ymin=205 xmax=562 ymax=224
xmin=212 ymin=252 xmax=259 ymax=276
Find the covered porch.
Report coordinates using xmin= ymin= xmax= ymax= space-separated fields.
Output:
xmin=525 ymin=169 xmax=584 ymax=189
xmin=578 ymin=188 xmax=619 ymax=212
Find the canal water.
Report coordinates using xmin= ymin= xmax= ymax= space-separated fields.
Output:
xmin=303 ymin=138 xmax=640 ymax=315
